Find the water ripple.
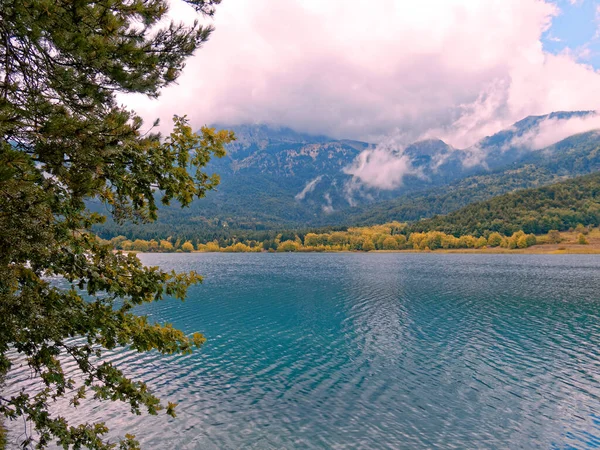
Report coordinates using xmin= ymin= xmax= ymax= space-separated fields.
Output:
xmin=4 ymin=253 xmax=600 ymax=449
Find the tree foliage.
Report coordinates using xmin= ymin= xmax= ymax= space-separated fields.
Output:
xmin=0 ymin=0 xmax=235 ymax=448
xmin=406 ymin=172 xmax=600 ymax=237
xmin=102 ymin=221 xmax=547 ymax=253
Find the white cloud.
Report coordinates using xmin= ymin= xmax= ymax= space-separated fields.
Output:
xmin=322 ymin=193 xmax=334 ymax=213
xmin=343 ymin=140 xmax=415 ymax=190
xmin=510 ymin=113 xmax=600 ymax=150
xmin=125 ymin=0 xmax=600 ymax=149
xmin=295 ymin=176 xmax=322 ymax=201
xmin=546 ymin=34 xmax=562 ymax=42
xmin=462 ymin=145 xmax=490 ymax=168
xmin=423 ymin=79 xmax=511 ymax=148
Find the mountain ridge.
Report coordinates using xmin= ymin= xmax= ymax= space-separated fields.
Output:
xmin=94 ymin=111 xmax=600 ymax=240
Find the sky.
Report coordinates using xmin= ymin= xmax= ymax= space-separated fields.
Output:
xmin=124 ymin=0 xmax=600 ymax=149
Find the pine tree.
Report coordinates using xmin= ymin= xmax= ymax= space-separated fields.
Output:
xmin=0 ymin=0 xmax=235 ymax=448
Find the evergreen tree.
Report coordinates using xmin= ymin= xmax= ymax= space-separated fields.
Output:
xmin=0 ymin=0 xmax=234 ymax=448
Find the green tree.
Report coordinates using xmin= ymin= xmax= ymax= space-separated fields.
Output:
xmin=262 ymin=239 xmax=277 ymax=251
xmin=578 ymin=233 xmax=589 ymax=244
xmin=0 ymin=0 xmax=235 ymax=448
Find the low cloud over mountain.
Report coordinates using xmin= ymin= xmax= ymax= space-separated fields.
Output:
xmin=508 ymin=112 xmax=600 ymax=150
xmin=127 ymin=0 xmax=600 ymax=149
xmin=346 ymin=111 xmax=600 ymax=190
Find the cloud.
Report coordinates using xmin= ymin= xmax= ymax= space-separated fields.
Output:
xmin=461 ymin=145 xmax=490 ymax=168
xmin=422 ymin=78 xmax=511 ymax=148
xmin=295 ymin=176 xmax=323 ymax=200
xmin=124 ymin=0 xmax=600 ymax=149
xmin=322 ymin=193 xmax=334 ymax=214
xmin=509 ymin=113 xmax=600 ymax=149
xmin=344 ymin=110 xmax=600 ymax=193
xmin=343 ymin=139 xmax=415 ymax=190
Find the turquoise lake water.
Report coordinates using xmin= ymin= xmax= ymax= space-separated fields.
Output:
xmin=6 ymin=253 xmax=600 ymax=448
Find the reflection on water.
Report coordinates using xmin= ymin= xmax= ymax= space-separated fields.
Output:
xmin=5 ymin=254 xmax=600 ymax=449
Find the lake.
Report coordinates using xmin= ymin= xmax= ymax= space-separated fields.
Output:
xmin=6 ymin=253 xmax=600 ymax=448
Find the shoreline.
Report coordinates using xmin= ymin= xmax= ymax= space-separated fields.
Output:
xmin=108 ymin=227 xmax=600 ymax=256
xmin=126 ymin=244 xmax=600 ymax=255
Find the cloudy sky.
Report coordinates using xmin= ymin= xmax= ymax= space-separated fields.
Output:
xmin=125 ymin=0 xmax=600 ymax=149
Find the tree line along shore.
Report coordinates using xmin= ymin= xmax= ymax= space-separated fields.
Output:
xmin=101 ymin=222 xmax=600 ymax=254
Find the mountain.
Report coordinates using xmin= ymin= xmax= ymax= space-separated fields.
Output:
xmin=334 ymin=129 xmax=600 ymax=225
xmin=405 ymin=171 xmax=600 ymax=237
xmin=202 ymin=125 xmax=475 ymax=220
xmin=94 ymin=111 xmax=600 ymax=240
xmin=184 ymin=124 xmax=368 ymax=226
xmin=98 ymin=124 xmax=465 ymax=234
xmin=472 ymin=110 xmax=595 ymax=168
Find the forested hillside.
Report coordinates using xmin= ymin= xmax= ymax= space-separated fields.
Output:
xmin=406 ymin=172 xmax=600 ymax=237
xmin=95 ymin=113 xmax=600 ymax=241
xmin=336 ymin=130 xmax=600 ymax=225
xmin=99 ymin=172 xmax=600 ymax=251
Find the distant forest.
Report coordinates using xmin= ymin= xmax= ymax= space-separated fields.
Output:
xmin=97 ymin=170 xmax=600 ymax=250
xmin=407 ymin=172 xmax=600 ymax=237
xmin=101 ymin=172 xmax=600 ymax=253
xmin=95 ymin=131 xmax=600 ymax=242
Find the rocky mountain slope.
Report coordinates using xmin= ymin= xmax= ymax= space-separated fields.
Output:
xmin=95 ymin=111 xmax=600 ymax=239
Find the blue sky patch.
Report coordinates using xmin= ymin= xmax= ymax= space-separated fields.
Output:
xmin=542 ymin=0 xmax=600 ymax=68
